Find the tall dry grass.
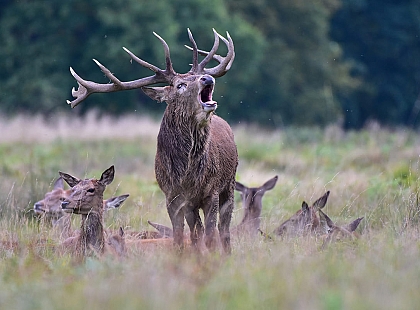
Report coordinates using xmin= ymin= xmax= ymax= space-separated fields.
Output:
xmin=1 ymin=114 xmax=420 ymax=309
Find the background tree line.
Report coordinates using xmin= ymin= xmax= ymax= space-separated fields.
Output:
xmin=0 ymin=0 xmax=419 ymax=129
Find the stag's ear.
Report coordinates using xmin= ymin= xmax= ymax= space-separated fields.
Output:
xmin=58 ymin=172 xmax=80 ymax=188
xmin=142 ymin=86 xmax=170 ymax=103
xmin=99 ymin=165 xmax=115 ymax=186
xmin=104 ymin=194 xmax=129 ymax=210
xmin=53 ymin=177 xmax=64 ymax=190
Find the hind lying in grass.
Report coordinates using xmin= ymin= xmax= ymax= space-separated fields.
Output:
xmin=58 ymin=166 xmax=127 ymax=259
xmin=34 ymin=176 xmax=129 ymax=239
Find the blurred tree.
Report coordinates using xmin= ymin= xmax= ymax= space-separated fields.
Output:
xmin=331 ymin=0 xmax=420 ymax=128
xmin=0 ymin=0 xmax=265 ymax=121
xmin=226 ymin=0 xmax=358 ymax=127
xmin=0 ymin=1 xmax=74 ymax=115
xmin=5 ymin=0 xmax=418 ymax=130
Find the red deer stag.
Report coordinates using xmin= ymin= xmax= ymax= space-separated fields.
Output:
xmin=59 ymin=165 xmax=126 ymax=258
xmin=273 ymin=191 xmax=330 ymax=237
xmin=319 ymin=209 xmax=364 ymax=249
xmin=34 ymin=177 xmax=129 ymax=238
xmin=66 ymin=29 xmax=237 ymax=253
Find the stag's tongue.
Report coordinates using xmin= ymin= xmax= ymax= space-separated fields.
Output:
xmin=202 ymin=100 xmax=217 ymax=112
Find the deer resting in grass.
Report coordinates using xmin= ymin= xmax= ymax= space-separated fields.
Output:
xmin=319 ymin=209 xmax=364 ymax=249
xmin=141 ymin=176 xmax=278 ymax=241
xmin=273 ymin=191 xmax=330 ymax=237
xmin=234 ymin=176 xmax=278 ymax=235
xmin=34 ymin=177 xmax=129 ymax=238
xmin=67 ymin=29 xmax=237 ymax=253
xmin=59 ymin=165 xmax=126 ymax=258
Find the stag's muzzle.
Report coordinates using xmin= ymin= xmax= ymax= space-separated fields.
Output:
xmin=199 ymin=75 xmax=217 ymax=112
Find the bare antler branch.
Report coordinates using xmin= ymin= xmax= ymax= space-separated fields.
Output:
xmin=67 ymin=33 xmax=176 ymax=108
xmin=186 ymin=29 xmax=235 ymax=77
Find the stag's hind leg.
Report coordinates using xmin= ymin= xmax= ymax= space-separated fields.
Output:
xmin=185 ymin=207 xmax=204 ymax=249
xmin=218 ymin=190 xmax=234 ymax=254
xmin=201 ymin=195 xmax=219 ymax=251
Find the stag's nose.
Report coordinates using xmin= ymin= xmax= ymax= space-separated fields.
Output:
xmin=200 ymin=75 xmax=214 ymax=86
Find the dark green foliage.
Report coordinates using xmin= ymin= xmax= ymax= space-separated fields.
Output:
xmin=0 ymin=0 xmax=418 ymax=128
xmin=331 ymin=0 xmax=420 ymax=129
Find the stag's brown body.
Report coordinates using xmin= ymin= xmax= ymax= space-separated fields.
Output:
xmin=67 ymin=29 xmax=237 ymax=253
xmin=155 ymin=108 xmax=237 ymax=252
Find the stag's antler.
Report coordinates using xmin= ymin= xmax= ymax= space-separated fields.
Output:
xmin=67 ymin=33 xmax=176 ymax=108
xmin=186 ymin=28 xmax=235 ymax=77
xmin=67 ymin=29 xmax=235 ymax=108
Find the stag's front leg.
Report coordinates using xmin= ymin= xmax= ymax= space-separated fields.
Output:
xmin=202 ymin=194 xmax=219 ymax=251
xmin=185 ymin=207 xmax=204 ymax=250
xmin=218 ymin=190 xmax=234 ymax=254
xmin=166 ymin=196 xmax=185 ymax=249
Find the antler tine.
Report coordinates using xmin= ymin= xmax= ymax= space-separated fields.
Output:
xmin=197 ymin=28 xmax=220 ymax=73
xmin=122 ymin=47 xmax=161 ymax=73
xmin=218 ymin=31 xmax=235 ymax=71
xmin=184 ymin=30 xmax=235 ymax=78
xmin=67 ymin=32 xmax=177 ymax=108
xmin=204 ymin=31 xmax=235 ymax=77
xmin=152 ymin=32 xmax=175 ymax=76
xmin=184 ymin=45 xmax=224 ymax=63
xmin=67 ymin=65 xmax=123 ymax=108
xmin=67 ymin=68 xmax=90 ymax=108
xmin=187 ymin=28 xmax=199 ymax=73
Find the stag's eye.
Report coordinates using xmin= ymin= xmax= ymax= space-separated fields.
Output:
xmin=87 ymin=188 xmax=95 ymax=193
xmin=177 ymin=83 xmax=186 ymax=90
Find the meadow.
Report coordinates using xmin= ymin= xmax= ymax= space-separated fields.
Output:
xmin=1 ymin=113 xmax=420 ymax=309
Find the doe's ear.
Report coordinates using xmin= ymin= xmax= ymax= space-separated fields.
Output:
xmin=319 ymin=209 xmax=335 ymax=229
xmin=301 ymin=201 xmax=310 ymax=213
xmin=99 ymin=165 xmax=115 ymax=186
xmin=118 ymin=227 xmax=125 ymax=238
xmin=261 ymin=175 xmax=278 ymax=192
xmin=104 ymin=194 xmax=129 ymax=210
xmin=58 ymin=172 xmax=80 ymax=188
xmin=312 ymin=191 xmax=330 ymax=210
xmin=235 ymin=181 xmax=246 ymax=192
xmin=53 ymin=177 xmax=64 ymax=190
xmin=142 ymin=86 xmax=170 ymax=103
xmin=346 ymin=217 xmax=364 ymax=232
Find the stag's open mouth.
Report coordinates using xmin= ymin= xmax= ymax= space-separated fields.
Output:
xmin=199 ymin=84 xmax=217 ymax=113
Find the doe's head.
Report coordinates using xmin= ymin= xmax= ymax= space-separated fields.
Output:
xmin=59 ymin=166 xmax=115 ymax=215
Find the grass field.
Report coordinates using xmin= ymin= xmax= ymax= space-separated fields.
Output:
xmin=1 ymin=113 xmax=420 ymax=309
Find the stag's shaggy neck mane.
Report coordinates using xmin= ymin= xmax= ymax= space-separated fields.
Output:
xmin=159 ymin=103 xmax=213 ymax=193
